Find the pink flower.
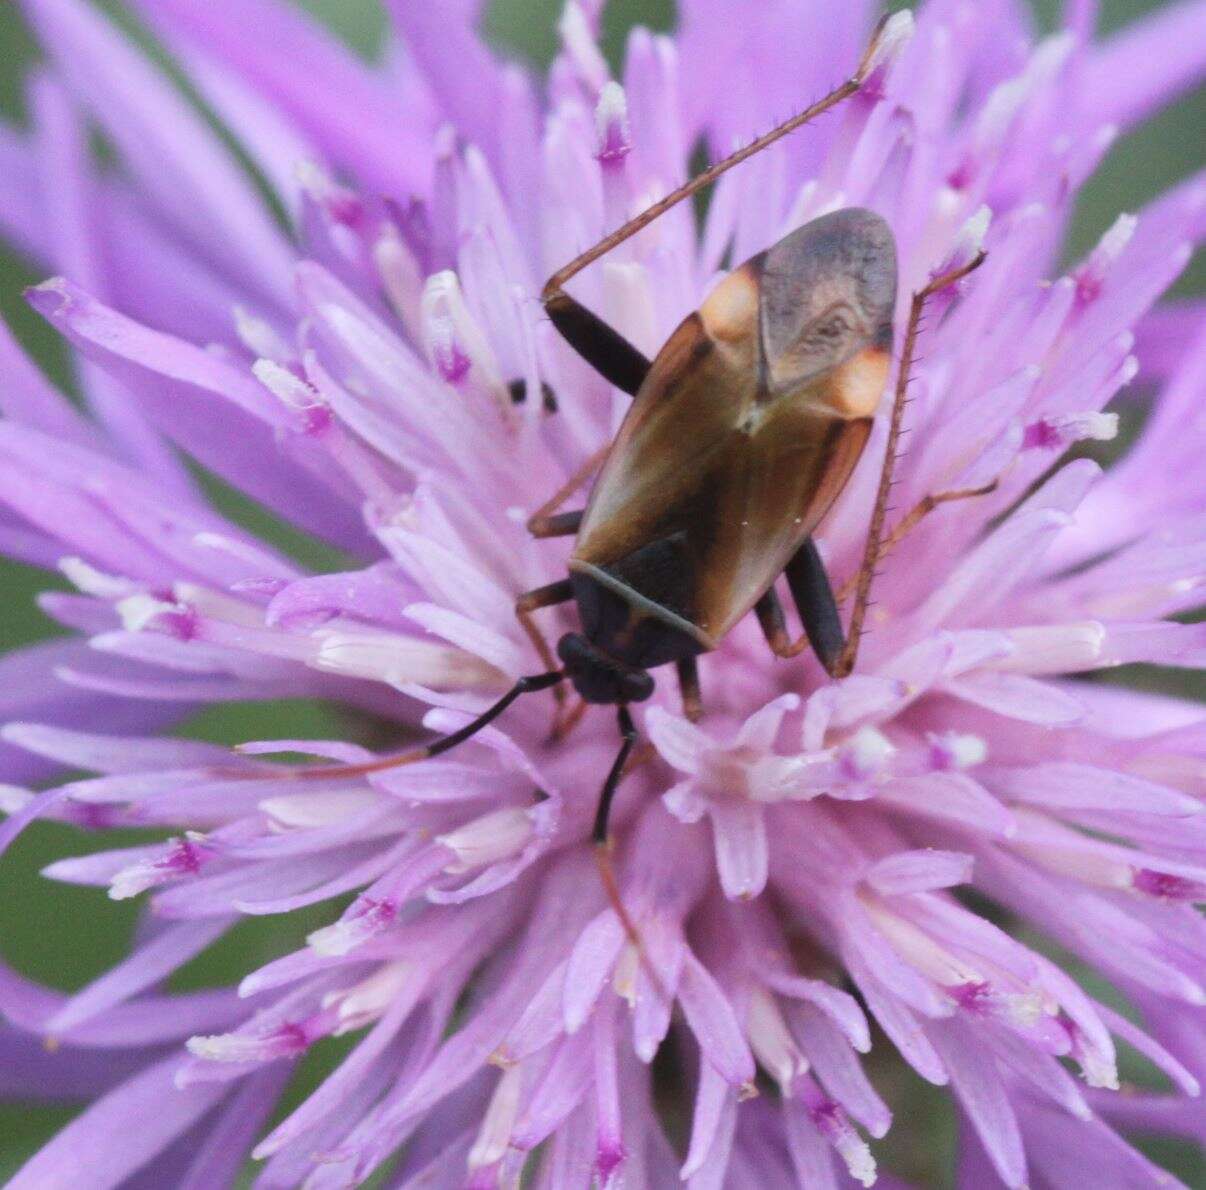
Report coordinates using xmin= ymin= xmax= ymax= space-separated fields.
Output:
xmin=1 ymin=1 xmax=1204 ymax=1186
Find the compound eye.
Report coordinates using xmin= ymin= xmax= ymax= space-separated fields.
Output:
xmin=622 ymin=670 xmax=655 ymax=703
xmin=556 ymin=633 xmax=590 ymax=669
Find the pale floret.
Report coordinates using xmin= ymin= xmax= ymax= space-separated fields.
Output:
xmin=0 ymin=0 xmax=1203 ymax=1187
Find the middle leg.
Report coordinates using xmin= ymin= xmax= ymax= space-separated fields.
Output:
xmin=755 ymin=538 xmax=845 ymax=676
xmin=834 ymin=480 xmax=1001 ymax=605
xmin=526 ymin=445 xmax=608 ymax=537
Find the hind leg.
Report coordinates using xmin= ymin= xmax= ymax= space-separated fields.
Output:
xmin=831 ymin=252 xmax=988 ymax=677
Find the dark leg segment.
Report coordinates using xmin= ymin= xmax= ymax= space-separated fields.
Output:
xmin=676 ymin=656 xmax=703 ymax=722
xmin=589 ymin=707 xmax=672 ymax=1007
xmin=527 ymin=509 xmax=583 ymax=539
xmin=785 ymin=539 xmax=844 ymax=675
xmin=755 ymin=585 xmax=795 ymax=657
xmin=544 ymin=291 xmax=651 ymax=396
xmin=593 ymin=704 xmax=637 ymax=845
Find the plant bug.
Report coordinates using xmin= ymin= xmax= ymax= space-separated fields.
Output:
xmin=255 ymin=18 xmax=989 ymax=938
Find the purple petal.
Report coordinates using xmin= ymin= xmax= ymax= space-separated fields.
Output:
xmin=6 ymin=1055 xmax=226 ymax=1190
xmin=511 ymin=1030 xmax=594 ymax=1150
xmin=783 ymin=1096 xmax=841 ymax=1190
xmin=944 ymin=672 xmax=1086 ymax=725
xmin=20 ymin=0 xmax=295 ymax=309
xmin=681 ymin=1058 xmax=737 ymax=1181
xmin=46 ymin=918 xmax=232 ymax=1033
xmin=177 ymin=1064 xmax=292 ymax=1190
xmin=1079 ymin=0 xmax=1206 ymax=131
xmin=26 ymin=278 xmax=371 ymax=552
xmin=709 ymin=797 xmax=769 ymax=900
xmin=387 ymin=0 xmax=505 ymax=159
xmin=677 ymin=950 xmax=755 ymax=1088
xmin=0 ymin=123 xmax=51 ymax=260
xmin=927 ymin=1017 xmax=1027 ymax=1188
xmin=564 ymin=911 xmax=626 ymax=1034
xmin=133 ymin=0 xmax=431 ymax=197
xmin=643 ymin=707 xmax=710 ymax=774
xmin=985 ymin=762 xmax=1201 ymax=816
xmin=878 ymin=773 xmax=1017 ymax=838
xmin=865 ymin=849 xmax=975 ymax=896
xmin=787 ymin=1002 xmax=891 ymax=1137
xmin=28 ymin=74 xmax=193 ymax=493
xmin=0 ymin=312 xmax=98 ymax=447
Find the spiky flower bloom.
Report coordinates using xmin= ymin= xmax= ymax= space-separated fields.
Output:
xmin=0 ymin=0 xmax=1203 ymax=1185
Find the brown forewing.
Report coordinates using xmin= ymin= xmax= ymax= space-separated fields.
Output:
xmin=572 ymin=273 xmax=885 ymax=645
xmin=572 ymin=210 xmax=896 ymax=647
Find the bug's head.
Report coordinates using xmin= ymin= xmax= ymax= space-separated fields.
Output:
xmin=556 ymin=633 xmax=654 ymax=706
xmin=756 ymin=207 xmax=898 ymax=415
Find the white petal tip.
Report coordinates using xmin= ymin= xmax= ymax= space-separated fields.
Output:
xmin=863 ymin=11 xmax=914 ymax=78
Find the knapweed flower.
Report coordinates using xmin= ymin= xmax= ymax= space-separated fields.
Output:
xmin=1 ymin=0 xmax=1204 ymax=1186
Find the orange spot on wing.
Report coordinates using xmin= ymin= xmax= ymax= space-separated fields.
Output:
xmin=699 ymin=265 xmax=759 ymax=343
xmin=829 ymin=347 xmax=890 ymax=417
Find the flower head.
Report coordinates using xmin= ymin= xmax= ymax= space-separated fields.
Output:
xmin=1 ymin=1 xmax=1204 ymax=1187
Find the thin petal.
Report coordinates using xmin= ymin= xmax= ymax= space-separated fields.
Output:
xmin=709 ymin=798 xmax=769 ymax=901
xmin=927 ymin=1018 xmax=1026 ymax=1188
xmin=677 ymin=950 xmax=755 ymax=1088
xmin=6 ymin=1055 xmax=226 ymax=1190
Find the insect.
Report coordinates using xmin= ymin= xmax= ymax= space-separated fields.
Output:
xmin=270 ymin=19 xmax=988 ymax=925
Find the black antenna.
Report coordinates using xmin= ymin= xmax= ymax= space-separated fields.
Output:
xmin=238 ymin=670 xmax=566 ymax=781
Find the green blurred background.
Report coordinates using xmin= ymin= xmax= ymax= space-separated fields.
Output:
xmin=0 ymin=1 xmax=1201 ymax=1184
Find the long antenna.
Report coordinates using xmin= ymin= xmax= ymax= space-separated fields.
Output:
xmin=226 ymin=671 xmax=565 ymax=781
xmin=542 ymin=15 xmax=896 ymax=301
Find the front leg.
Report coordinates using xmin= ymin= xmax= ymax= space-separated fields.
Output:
xmin=516 ymin=579 xmax=595 ymax=740
xmin=515 ymin=579 xmax=574 ymax=678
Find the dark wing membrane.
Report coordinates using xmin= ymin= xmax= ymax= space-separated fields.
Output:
xmin=573 ymin=209 xmax=896 ymax=646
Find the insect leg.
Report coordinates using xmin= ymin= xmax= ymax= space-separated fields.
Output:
xmin=527 ymin=509 xmax=583 ymax=539
xmin=525 ymin=444 xmax=610 ymax=537
xmin=786 ymin=540 xmax=845 ymax=675
xmin=833 ymin=251 xmax=988 ymax=678
xmin=544 ymin=291 xmax=652 ymax=396
xmin=592 ymin=710 xmax=646 ymax=947
xmin=593 ymin=704 xmax=638 ymax=846
xmin=516 ymin=579 xmax=590 ymax=737
xmin=676 ymin=656 xmax=703 ymax=722
xmin=835 ymin=480 xmax=1000 ymax=605
xmin=516 ymin=578 xmax=574 ymax=691
xmin=755 ymin=585 xmax=797 ymax=657
xmin=592 ymin=707 xmax=674 ymax=1006
xmin=757 ymin=541 xmax=846 ymax=672
xmin=541 ymin=18 xmax=892 ymax=302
